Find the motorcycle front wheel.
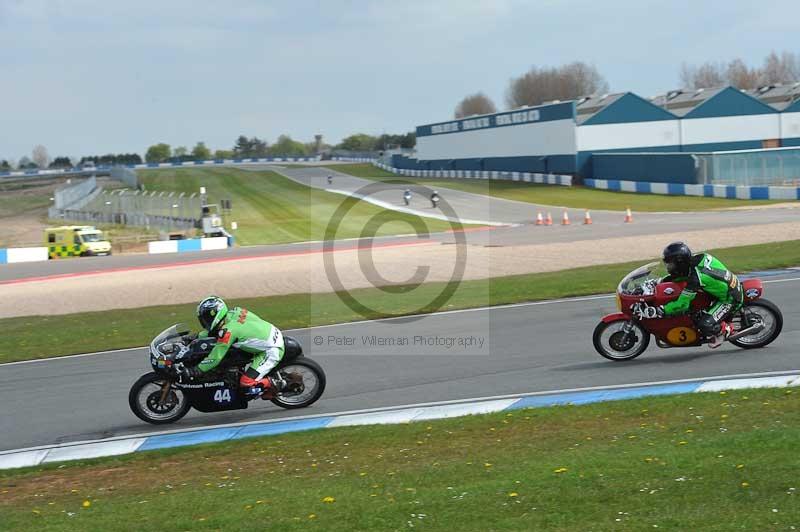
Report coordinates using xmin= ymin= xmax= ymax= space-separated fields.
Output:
xmin=593 ymin=320 xmax=650 ymax=361
xmin=129 ymin=372 xmax=191 ymax=424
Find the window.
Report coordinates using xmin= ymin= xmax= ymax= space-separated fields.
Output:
xmin=48 ymin=233 xmax=55 ymax=243
xmin=74 ymin=235 xmax=81 ymax=245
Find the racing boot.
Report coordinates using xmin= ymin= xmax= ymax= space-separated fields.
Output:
xmin=708 ymin=322 xmax=732 ymax=349
xmin=239 ymin=374 xmax=277 ymax=397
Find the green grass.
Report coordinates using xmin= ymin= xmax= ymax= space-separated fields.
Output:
xmin=1 ymin=387 xmax=798 ymax=531
xmin=3 ymin=239 xmax=799 ymax=363
xmin=334 ymin=163 xmax=783 ymax=212
xmin=0 ymin=194 xmax=51 ymax=219
xmin=139 ymin=167 xmax=457 ymax=246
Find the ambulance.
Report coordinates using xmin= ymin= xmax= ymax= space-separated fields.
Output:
xmin=44 ymin=226 xmax=112 ymax=258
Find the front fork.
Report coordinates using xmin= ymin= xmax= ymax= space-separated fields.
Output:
xmin=159 ymin=381 xmax=172 ymax=404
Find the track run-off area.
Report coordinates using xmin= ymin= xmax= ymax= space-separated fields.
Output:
xmin=1 ymin=272 xmax=798 ymax=452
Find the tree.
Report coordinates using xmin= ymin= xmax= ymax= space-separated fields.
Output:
xmin=18 ymin=156 xmax=37 ymax=169
xmin=0 ymin=160 xmax=11 ymax=171
xmin=49 ymin=156 xmax=73 ymax=168
xmin=233 ymin=135 xmax=253 ymax=157
xmin=680 ymin=51 xmax=800 ymax=90
xmin=337 ymin=133 xmax=378 ymax=152
xmin=505 ymin=61 xmax=608 ymax=108
xmin=726 ymin=58 xmax=760 ymax=90
xmin=173 ymin=146 xmax=188 ymax=158
xmin=191 ymin=142 xmax=211 ymax=161
xmin=145 ymin=143 xmax=171 ymax=163
xmin=32 ymin=145 xmax=50 ymax=169
xmin=269 ymin=134 xmax=308 ymax=157
xmin=214 ymin=149 xmax=234 ymax=159
xmin=455 ymin=92 xmax=497 ymax=118
xmin=761 ymin=51 xmax=800 ymax=84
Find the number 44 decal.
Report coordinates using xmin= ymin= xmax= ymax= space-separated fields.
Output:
xmin=214 ymin=389 xmax=232 ymax=403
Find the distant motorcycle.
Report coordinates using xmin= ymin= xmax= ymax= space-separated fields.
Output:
xmin=430 ymin=192 xmax=440 ymax=208
xmin=593 ymin=262 xmax=783 ymax=361
xmin=129 ymin=324 xmax=326 ymax=424
xmin=403 ymin=190 xmax=412 ymax=205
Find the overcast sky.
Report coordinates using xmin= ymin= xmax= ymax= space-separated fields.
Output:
xmin=1 ymin=0 xmax=798 ymax=162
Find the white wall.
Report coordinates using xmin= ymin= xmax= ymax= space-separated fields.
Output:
xmin=681 ymin=114 xmax=780 ymax=146
xmin=7 ymin=247 xmax=48 ymax=263
xmin=780 ymin=112 xmax=800 ymax=140
xmin=416 ymin=119 xmax=576 ymax=160
xmin=576 ymin=120 xmax=681 ymax=151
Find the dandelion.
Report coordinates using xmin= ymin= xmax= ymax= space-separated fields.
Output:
xmin=32 ymin=509 xmax=41 ymax=515
xmin=678 ymin=441 xmax=688 ymax=445
xmin=484 ymin=463 xmax=493 ymax=468
xmin=198 ymin=517 xmax=207 ymax=522
xmin=359 ymin=472 xmax=367 ymax=476
xmin=508 ymin=492 xmax=519 ymax=498
xmin=245 ymin=505 xmax=253 ymax=510
xmin=82 ymin=500 xmax=91 ymax=508
xmin=554 ymin=467 xmax=568 ymax=474
xmin=736 ymin=464 xmax=744 ymax=469
xmin=741 ymin=482 xmax=750 ymax=488
xmin=322 ymin=496 xmax=335 ymax=503
xmin=309 ymin=514 xmax=317 ymax=519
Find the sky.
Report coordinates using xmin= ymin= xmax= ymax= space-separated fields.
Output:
xmin=1 ymin=0 xmax=799 ymax=162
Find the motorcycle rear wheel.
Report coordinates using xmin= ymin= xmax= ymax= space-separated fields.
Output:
xmin=729 ymin=299 xmax=783 ymax=349
xmin=129 ymin=372 xmax=191 ymax=424
xmin=270 ymin=358 xmax=326 ymax=409
xmin=593 ymin=320 xmax=650 ymax=361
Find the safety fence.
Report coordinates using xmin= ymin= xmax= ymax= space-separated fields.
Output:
xmin=585 ymin=177 xmax=800 ymax=200
xmin=373 ymin=162 xmax=573 ymax=186
xmin=695 ymin=146 xmax=800 ymax=186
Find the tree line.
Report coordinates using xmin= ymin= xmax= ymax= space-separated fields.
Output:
xmin=453 ymin=50 xmax=800 ymax=119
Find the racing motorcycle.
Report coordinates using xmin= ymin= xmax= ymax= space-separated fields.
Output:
xmin=593 ymin=262 xmax=783 ymax=361
xmin=129 ymin=324 xmax=326 ymax=424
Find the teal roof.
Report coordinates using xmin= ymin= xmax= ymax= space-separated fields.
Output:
xmin=579 ymin=92 xmax=676 ymax=125
xmin=683 ymin=86 xmax=777 ymax=119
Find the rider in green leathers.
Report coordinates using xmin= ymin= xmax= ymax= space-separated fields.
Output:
xmin=177 ymin=296 xmax=286 ymax=396
xmin=657 ymin=242 xmax=743 ymax=348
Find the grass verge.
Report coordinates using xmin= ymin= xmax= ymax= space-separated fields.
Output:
xmin=333 ymin=163 xmax=783 ymax=212
xmin=1 ymin=387 xmax=798 ymax=530
xmin=3 ymin=239 xmax=799 ymax=364
xmin=139 ymin=167 xmax=456 ymax=246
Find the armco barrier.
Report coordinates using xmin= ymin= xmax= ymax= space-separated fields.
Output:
xmin=2 ymin=372 xmax=797 ymax=470
xmin=374 ymin=162 xmax=573 ymax=186
xmin=1 ymin=157 xmax=322 ymax=180
xmin=0 ymin=246 xmax=49 ymax=264
xmin=585 ymin=178 xmax=800 ymax=200
xmin=147 ymin=236 xmax=230 ymax=254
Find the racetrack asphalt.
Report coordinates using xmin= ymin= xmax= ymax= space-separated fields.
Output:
xmin=1 ymin=272 xmax=796 ymax=452
xmin=3 ymin=165 xmax=799 ymax=283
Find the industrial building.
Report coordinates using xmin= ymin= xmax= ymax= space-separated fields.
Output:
xmin=392 ymin=84 xmax=800 ymax=185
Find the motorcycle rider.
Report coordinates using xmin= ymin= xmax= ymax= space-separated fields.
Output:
xmin=403 ymin=188 xmax=412 ymax=205
xmin=654 ymin=242 xmax=743 ymax=348
xmin=177 ymin=296 xmax=286 ymax=396
xmin=430 ymin=190 xmax=440 ymax=208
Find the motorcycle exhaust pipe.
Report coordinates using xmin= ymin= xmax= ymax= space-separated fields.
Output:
xmin=728 ymin=322 xmax=765 ymax=341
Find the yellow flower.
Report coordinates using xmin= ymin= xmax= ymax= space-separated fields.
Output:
xmin=508 ymin=492 xmax=518 ymax=497
xmin=322 ymin=496 xmax=335 ymax=503
xmin=32 ymin=509 xmax=41 ymax=515
xmin=308 ymin=514 xmax=317 ymax=519
xmin=198 ymin=517 xmax=206 ymax=522
xmin=678 ymin=441 xmax=688 ymax=445
xmin=741 ymin=482 xmax=750 ymax=488
xmin=359 ymin=472 xmax=367 ymax=477
xmin=554 ymin=467 xmax=568 ymax=474
xmin=685 ymin=429 xmax=693 ymax=433
xmin=736 ymin=464 xmax=744 ymax=469
xmin=484 ymin=463 xmax=493 ymax=467
xmin=245 ymin=505 xmax=253 ymax=510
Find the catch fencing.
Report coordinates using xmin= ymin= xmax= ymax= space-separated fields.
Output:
xmin=695 ymin=146 xmax=800 ymax=186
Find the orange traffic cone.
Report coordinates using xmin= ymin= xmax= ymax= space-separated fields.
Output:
xmin=561 ymin=210 xmax=571 ymax=225
xmin=545 ymin=212 xmax=553 ymax=226
xmin=535 ymin=212 xmax=544 ymax=226
xmin=624 ymin=207 xmax=633 ymax=223
xmin=583 ymin=210 xmax=593 ymax=225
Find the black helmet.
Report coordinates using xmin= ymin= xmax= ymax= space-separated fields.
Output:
xmin=197 ymin=296 xmax=229 ymax=334
xmin=662 ymin=242 xmax=692 ymax=276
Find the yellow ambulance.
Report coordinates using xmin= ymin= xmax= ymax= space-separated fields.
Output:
xmin=44 ymin=226 xmax=112 ymax=258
